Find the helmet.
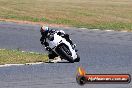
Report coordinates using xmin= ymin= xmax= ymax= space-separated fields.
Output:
xmin=40 ymin=26 xmax=49 ymax=33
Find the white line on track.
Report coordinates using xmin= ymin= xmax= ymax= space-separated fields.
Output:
xmin=0 ymin=62 xmax=44 ymax=67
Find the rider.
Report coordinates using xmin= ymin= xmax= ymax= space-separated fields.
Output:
xmin=40 ymin=25 xmax=76 ymax=62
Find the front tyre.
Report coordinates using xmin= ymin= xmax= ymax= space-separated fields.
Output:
xmin=74 ymin=53 xmax=80 ymax=62
xmin=56 ymin=45 xmax=74 ymax=63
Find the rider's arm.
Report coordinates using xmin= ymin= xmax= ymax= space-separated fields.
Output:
xmin=44 ymin=38 xmax=49 ymax=47
xmin=40 ymin=36 xmax=44 ymax=44
xmin=40 ymin=35 xmax=49 ymax=47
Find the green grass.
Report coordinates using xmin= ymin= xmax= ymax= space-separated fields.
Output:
xmin=0 ymin=49 xmax=48 ymax=65
xmin=0 ymin=0 xmax=132 ymax=30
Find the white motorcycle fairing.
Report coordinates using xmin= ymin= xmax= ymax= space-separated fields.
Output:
xmin=49 ymin=33 xmax=77 ymax=60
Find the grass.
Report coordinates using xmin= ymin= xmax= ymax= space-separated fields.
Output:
xmin=0 ymin=49 xmax=48 ymax=65
xmin=0 ymin=0 xmax=132 ymax=30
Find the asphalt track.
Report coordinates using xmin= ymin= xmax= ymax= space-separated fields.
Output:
xmin=0 ymin=21 xmax=132 ymax=88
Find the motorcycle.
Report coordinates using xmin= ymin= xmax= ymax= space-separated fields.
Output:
xmin=47 ymin=32 xmax=80 ymax=63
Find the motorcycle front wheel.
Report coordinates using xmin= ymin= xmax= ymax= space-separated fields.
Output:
xmin=56 ymin=44 xmax=74 ymax=63
xmin=74 ymin=53 xmax=80 ymax=62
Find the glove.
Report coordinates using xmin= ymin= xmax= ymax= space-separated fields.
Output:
xmin=45 ymin=46 xmax=52 ymax=51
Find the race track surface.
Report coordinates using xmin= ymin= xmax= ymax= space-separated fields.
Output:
xmin=0 ymin=21 xmax=132 ymax=88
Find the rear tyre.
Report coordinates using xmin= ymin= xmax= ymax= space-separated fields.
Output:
xmin=56 ymin=45 xmax=74 ymax=63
